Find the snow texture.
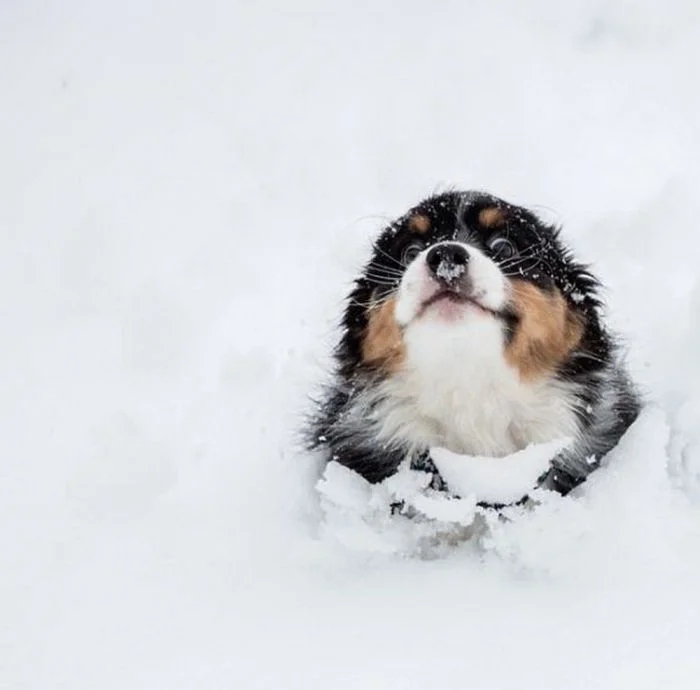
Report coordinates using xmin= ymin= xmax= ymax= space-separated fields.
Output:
xmin=2 ymin=2 xmax=700 ymax=689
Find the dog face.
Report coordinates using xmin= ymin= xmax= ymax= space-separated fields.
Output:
xmin=342 ymin=191 xmax=600 ymax=384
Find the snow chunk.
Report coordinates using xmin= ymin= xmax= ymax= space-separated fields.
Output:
xmin=317 ymin=439 xmax=576 ymax=555
xmin=316 ymin=461 xmax=480 ymax=556
xmin=430 ymin=437 xmax=573 ymax=504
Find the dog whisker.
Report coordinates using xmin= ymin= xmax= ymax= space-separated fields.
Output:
xmin=500 ymin=254 xmax=543 ymax=275
xmin=365 ymin=266 xmax=404 ymax=279
xmin=348 ymin=293 xmax=396 ymax=309
xmin=363 ymin=274 xmax=401 ymax=287
xmin=373 ymin=244 xmax=407 ymax=270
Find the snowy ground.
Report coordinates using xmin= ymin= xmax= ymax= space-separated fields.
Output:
xmin=3 ymin=1 xmax=700 ymax=688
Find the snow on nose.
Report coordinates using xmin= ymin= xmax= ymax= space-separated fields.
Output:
xmin=426 ymin=242 xmax=470 ymax=284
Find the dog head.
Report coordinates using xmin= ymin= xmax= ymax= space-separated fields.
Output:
xmin=340 ymin=191 xmax=603 ymax=383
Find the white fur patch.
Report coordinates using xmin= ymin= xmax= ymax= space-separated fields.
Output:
xmin=363 ymin=241 xmax=582 ymax=458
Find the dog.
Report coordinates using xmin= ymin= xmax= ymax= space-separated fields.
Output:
xmin=307 ymin=190 xmax=640 ymax=505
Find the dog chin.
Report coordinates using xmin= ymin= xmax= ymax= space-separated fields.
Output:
xmin=420 ymin=293 xmax=470 ymax=322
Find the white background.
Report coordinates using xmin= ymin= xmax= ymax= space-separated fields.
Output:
xmin=2 ymin=1 xmax=700 ymax=688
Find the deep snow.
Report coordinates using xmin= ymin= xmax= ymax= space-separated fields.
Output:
xmin=2 ymin=1 xmax=700 ymax=688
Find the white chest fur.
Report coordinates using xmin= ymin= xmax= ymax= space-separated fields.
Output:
xmin=369 ymin=315 xmax=581 ymax=456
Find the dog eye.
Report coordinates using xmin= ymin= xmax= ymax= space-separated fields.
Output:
xmin=488 ymin=237 xmax=516 ymax=261
xmin=402 ymin=243 xmax=424 ymax=264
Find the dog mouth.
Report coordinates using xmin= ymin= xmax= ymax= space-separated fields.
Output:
xmin=418 ymin=289 xmax=499 ymax=318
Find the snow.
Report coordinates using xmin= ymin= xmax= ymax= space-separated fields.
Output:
xmin=431 ymin=437 xmax=572 ymax=503
xmin=435 ymin=260 xmax=466 ymax=282
xmin=2 ymin=1 xmax=700 ymax=689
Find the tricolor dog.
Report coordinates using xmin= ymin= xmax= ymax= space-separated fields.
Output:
xmin=307 ymin=191 xmax=640 ymax=505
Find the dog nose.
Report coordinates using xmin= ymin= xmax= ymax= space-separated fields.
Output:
xmin=425 ymin=242 xmax=470 ymax=282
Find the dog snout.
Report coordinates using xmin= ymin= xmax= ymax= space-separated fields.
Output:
xmin=425 ymin=242 xmax=470 ymax=284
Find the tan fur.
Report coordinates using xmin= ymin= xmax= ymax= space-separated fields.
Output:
xmin=361 ymin=297 xmax=405 ymax=372
xmin=408 ymin=214 xmax=431 ymax=234
xmin=478 ymin=207 xmax=506 ymax=228
xmin=505 ymin=280 xmax=584 ymax=381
